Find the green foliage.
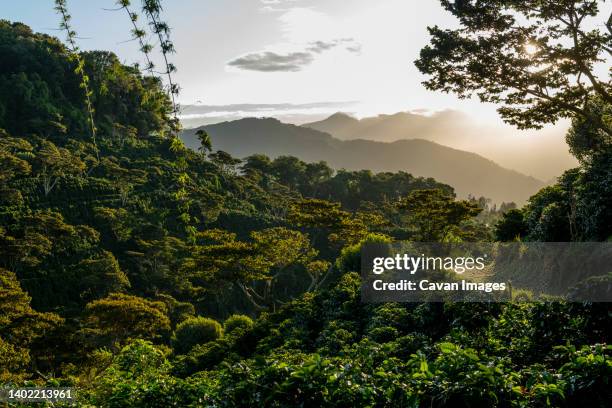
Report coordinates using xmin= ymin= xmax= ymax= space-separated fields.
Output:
xmin=335 ymin=233 xmax=392 ymax=274
xmin=495 ymin=208 xmax=528 ymax=241
xmin=182 ymin=227 xmax=327 ymax=311
xmin=0 ymin=20 xmax=173 ymax=141
xmin=0 ymin=16 xmax=610 ymax=407
xmin=140 ymin=0 xmax=180 ymax=124
xmin=80 ymin=293 xmax=170 ymax=349
xmin=397 ymin=189 xmax=482 ymax=241
xmin=54 ymin=0 xmax=98 ymax=156
xmin=195 ymin=129 xmax=212 ymax=155
xmin=0 ymin=268 xmax=62 ymax=381
xmin=173 ymin=316 xmax=223 ymax=354
xmin=115 ymin=0 xmax=156 ymax=75
xmin=567 ymin=96 xmax=612 ymax=163
xmin=517 ymin=152 xmax=612 ymax=241
xmin=223 ymin=314 xmax=254 ymax=335
xmin=84 ymin=340 xmax=204 ymax=408
xmin=75 ymin=250 xmax=130 ymax=302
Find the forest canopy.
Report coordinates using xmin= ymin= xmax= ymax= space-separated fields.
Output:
xmin=0 ymin=0 xmax=611 ymax=404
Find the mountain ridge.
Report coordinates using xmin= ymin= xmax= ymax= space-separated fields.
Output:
xmin=181 ymin=117 xmax=544 ymax=204
xmin=302 ymin=111 xmax=576 ymax=181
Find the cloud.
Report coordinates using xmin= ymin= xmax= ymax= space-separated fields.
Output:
xmin=307 ymin=39 xmax=361 ymax=54
xmin=228 ymin=38 xmax=361 ymax=72
xmin=345 ymin=44 xmax=362 ymax=54
xmin=260 ymin=0 xmax=298 ymax=11
xmin=228 ymin=51 xmax=314 ymax=72
xmin=178 ymin=101 xmax=359 ymax=126
xmin=306 ymin=40 xmax=337 ymax=53
xmin=181 ymin=101 xmax=358 ymax=114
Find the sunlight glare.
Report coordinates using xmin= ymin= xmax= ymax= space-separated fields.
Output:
xmin=524 ymin=42 xmax=539 ymax=56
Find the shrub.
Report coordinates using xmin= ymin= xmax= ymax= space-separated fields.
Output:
xmin=223 ymin=314 xmax=254 ymax=335
xmin=368 ymin=326 xmax=398 ymax=343
xmin=172 ymin=316 xmax=223 ymax=354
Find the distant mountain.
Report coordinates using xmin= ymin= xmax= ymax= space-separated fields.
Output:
xmin=303 ymin=111 xmax=469 ymax=144
xmin=304 ymin=112 xmax=360 ymax=136
xmin=303 ymin=111 xmax=577 ymax=181
xmin=181 ymin=118 xmax=544 ymax=203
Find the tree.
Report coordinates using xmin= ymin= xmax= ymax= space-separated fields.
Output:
xmin=0 ymin=133 xmax=33 ymax=203
xmin=250 ymin=227 xmax=329 ymax=296
xmin=154 ymin=293 xmax=195 ymax=328
xmin=208 ymin=150 xmax=242 ymax=175
xmin=94 ymin=207 xmax=134 ymax=242
xmin=183 ymin=227 xmax=328 ymax=310
xmin=0 ymin=133 xmax=32 ymax=183
xmin=416 ymin=0 xmax=612 ymax=136
xmin=80 ymin=293 xmax=171 ymax=348
xmin=0 ymin=268 xmax=62 ymax=381
xmin=196 ymin=129 xmax=212 ymax=155
xmin=242 ymin=154 xmax=273 ymax=180
xmin=75 ymin=251 xmax=130 ymax=302
xmin=494 ymin=209 xmax=528 ymax=241
xmin=287 ymin=198 xmax=369 ymax=248
xmin=54 ymin=0 xmax=99 ymax=157
xmin=0 ymin=210 xmax=95 ymax=274
xmin=34 ymin=140 xmax=85 ymax=196
xmin=127 ymin=236 xmax=192 ymax=296
xmin=397 ymin=189 xmax=482 ymax=241
xmin=271 ymin=155 xmax=307 ymax=189
xmin=566 ymin=96 xmax=612 ymax=162
xmin=523 ymin=184 xmax=572 ymax=241
xmin=111 ymin=166 xmax=142 ymax=208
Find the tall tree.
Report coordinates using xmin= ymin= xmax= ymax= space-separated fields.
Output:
xmin=0 ymin=268 xmax=62 ymax=381
xmin=183 ymin=228 xmax=327 ymax=310
xmin=34 ymin=140 xmax=86 ymax=196
xmin=397 ymin=189 xmax=482 ymax=242
xmin=416 ymin=0 xmax=612 ymax=136
xmin=79 ymin=293 xmax=171 ymax=349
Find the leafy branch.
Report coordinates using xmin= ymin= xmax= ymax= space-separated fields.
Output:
xmin=140 ymin=0 xmax=180 ymax=126
xmin=115 ymin=0 xmax=155 ymax=76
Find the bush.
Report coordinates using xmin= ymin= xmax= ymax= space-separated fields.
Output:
xmin=172 ymin=316 xmax=223 ymax=354
xmin=368 ymin=326 xmax=399 ymax=343
xmin=224 ymin=314 xmax=254 ymax=335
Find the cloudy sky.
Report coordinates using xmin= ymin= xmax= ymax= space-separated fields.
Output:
xmin=5 ymin=0 xmax=593 ymax=178
xmin=5 ymin=0 xmax=493 ymax=116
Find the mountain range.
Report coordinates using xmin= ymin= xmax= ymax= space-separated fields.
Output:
xmin=304 ymin=111 xmax=468 ymax=143
xmin=304 ymin=111 xmax=576 ymax=180
xmin=181 ymin=117 xmax=545 ymax=204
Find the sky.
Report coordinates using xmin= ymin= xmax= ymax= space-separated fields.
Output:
xmin=2 ymin=0 xmax=508 ymax=117
xmin=4 ymin=0 xmax=597 ymax=179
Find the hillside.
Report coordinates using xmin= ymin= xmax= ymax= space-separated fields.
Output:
xmin=182 ymin=118 xmax=544 ymax=203
xmin=2 ymin=13 xmax=611 ymax=408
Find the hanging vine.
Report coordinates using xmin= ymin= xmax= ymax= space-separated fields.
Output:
xmin=115 ymin=0 xmax=156 ymax=76
xmin=54 ymin=0 xmax=99 ymax=159
xmin=140 ymin=0 xmax=180 ymax=128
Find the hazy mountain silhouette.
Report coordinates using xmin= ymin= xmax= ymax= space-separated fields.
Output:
xmin=304 ymin=111 xmax=577 ymax=181
xmin=181 ymin=117 xmax=544 ymax=203
xmin=304 ymin=110 xmax=472 ymax=144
